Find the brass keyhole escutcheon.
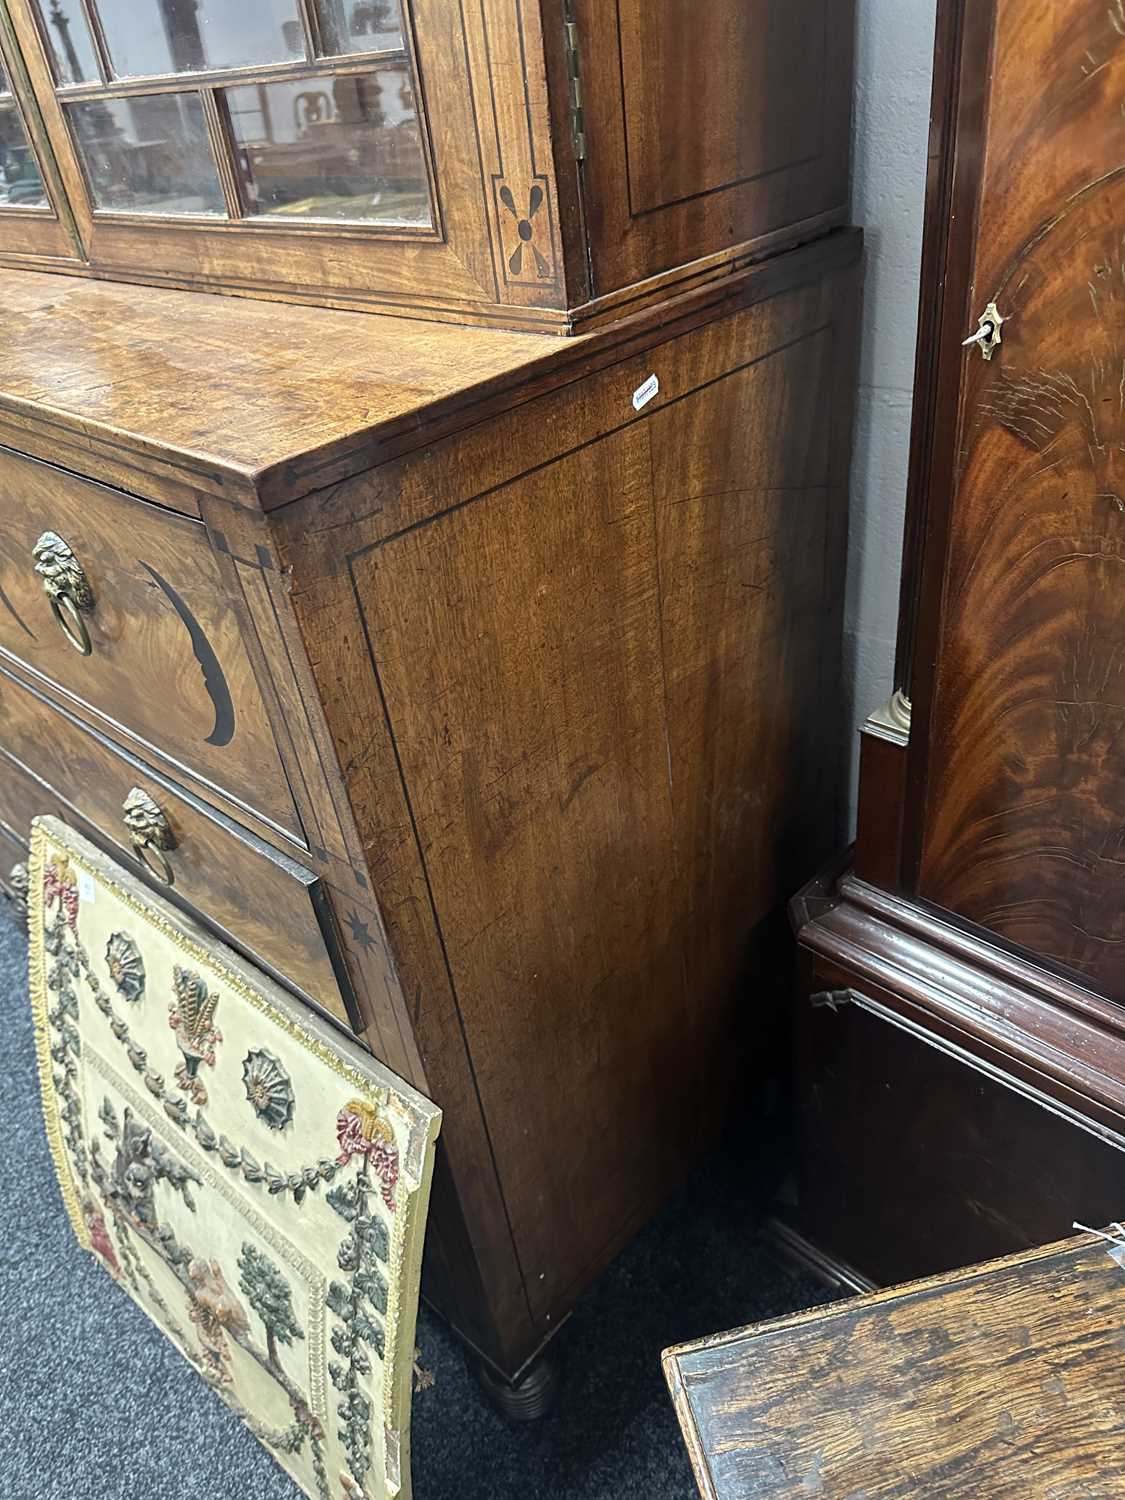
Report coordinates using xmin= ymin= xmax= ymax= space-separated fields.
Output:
xmin=962 ymin=301 xmax=1005 ymax=361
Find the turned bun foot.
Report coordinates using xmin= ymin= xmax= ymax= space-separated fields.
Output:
xmin=471 ymin=1349 xmax=561 ymax=1421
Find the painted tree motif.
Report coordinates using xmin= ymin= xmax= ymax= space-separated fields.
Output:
xmin=238 ymin=1241 xmax=305 ymax=1371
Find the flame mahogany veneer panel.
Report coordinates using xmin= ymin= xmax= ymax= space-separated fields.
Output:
xmin=918 ymin=2 xmax=1125 ymax=994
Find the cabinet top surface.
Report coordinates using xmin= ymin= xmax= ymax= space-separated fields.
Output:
xmin=0 ymin=269 xmax=564 ymax=496
xmin=0 ymin=234 xmax=861 ymax=510
xmin=665 ymin=1233 xmax=1125 ymax=1499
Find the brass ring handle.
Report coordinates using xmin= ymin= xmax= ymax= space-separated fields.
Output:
xmin=50 ymin=591 xmax=93 ymax=656
xmin=135 ymin=836 xmax=175 ymax=887
xmin=33 ymin=531 xmax=96 ymax=655
xmin=122 ymin=787 xmax=176 ymax=888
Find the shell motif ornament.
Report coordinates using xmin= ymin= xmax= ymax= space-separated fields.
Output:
xmin=242 ymin=1049 xmax=295 ymax=1131
xmin=105 ymin=932 xmax=145 ymax=1003
xmin=168 ymin=966 xmax=222 ymax=1106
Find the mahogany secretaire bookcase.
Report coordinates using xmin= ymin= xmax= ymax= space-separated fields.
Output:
xmin=786 ymin=0 xmax=1125 ymax=1295
xmin=0 ymin=0 xmax=861 ymax=1410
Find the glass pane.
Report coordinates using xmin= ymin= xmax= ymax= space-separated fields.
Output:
xmin=66 ymin=94 xmax=226 ymax=215
xmin=34 ymin=0 xmax=101 ymax=85
xmin=314 ymin=0 xmax=403 ymax=57
xmin=225 ymin=68 xmax=430 ymax=224
xmin=94 ymin=0 xmax=304 ymax=79
xmin=0 ymin=104 xmax=48 ymax=207
xmin=0 ymin=60 xmax=10 ymax=96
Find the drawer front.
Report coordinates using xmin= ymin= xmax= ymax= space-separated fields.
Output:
xmin=0 ymin=669 xmax=350 ymax=1026
xmin=0 ymin=817 xmax=24 ymax=921
xmin=0 ymin=446 xmax=300 ymax=841
xmin=0 ymin=753 xmax=49 ymax=922
xmin=0 ymin=749 xmax=35 ymax=854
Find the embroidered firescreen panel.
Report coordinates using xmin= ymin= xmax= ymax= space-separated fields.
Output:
xmin=27 ymin=816 xmax=441 ymax=1500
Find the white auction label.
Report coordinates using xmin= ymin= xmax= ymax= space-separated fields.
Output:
xmin=78 ymin=870 xmax=96 ymax=904
xmin=632 ymin=373 xmax=660 ymax=411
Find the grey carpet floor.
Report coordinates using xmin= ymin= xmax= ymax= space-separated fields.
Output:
xmin=0 ymin=913 xmax=834 ymax=1500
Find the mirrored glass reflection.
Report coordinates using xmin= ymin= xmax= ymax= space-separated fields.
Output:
xmin=34 ymin=0 xmax=101 ymax=85
xmin=225 ymin=68 xmax=430 ymax=224
xmin=314 ymin=0 xmax=403 ymax=57
xmin=67 ymin=94 xmax=226 ymax=215
xmin=0 ymin=104 xmax=48 ymax=207
xmin=93 ymin=0 xmax=304 ymax=79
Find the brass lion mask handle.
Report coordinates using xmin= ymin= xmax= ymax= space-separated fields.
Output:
xmin=122 ymin=787 xmax=176 ymax=886
xmin=32 ymin=530 xmax=95 ymax=656
xmin=6 ymin=861 xmax=28 ymax=931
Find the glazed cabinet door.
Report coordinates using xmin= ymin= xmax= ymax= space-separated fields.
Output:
xmin=567 ymin=0 xmax=854 ymax=304
xmin=912 ymin=0 xmax=1125 ymax=998
xmin=3 ymin=0 xmax=565 ymax=322
xmin=0 ymin=0 xmax=80 ymax=263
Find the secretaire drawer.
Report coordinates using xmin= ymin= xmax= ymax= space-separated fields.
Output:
xmin=0 ymin=446 xmax=300 ymax=843
xmin=0 ymin=668 xmax=351 ymax=1028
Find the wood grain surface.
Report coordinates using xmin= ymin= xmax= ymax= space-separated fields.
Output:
xmin=0 ymin=230 xmax=862 ymax=1379
xmin=0 ymin=269 xmax=555 ymax=503
xmin=0 ymin=0 xmax=851 ymax=327
xmin=0 ymin=667 xmax=347 ymax=1019
xmin=796 ymin=869 xmax=1125 ymax=1142
xmin=787 ymin=848 xmax=1125 ymax=1340
xmin=785 ymin=0 xmax=1125 ymax=1381
xmin=0 ymin=445 xmax=299 ymax=840
xmin=666 ymin=1234 xmax=1125 ymax=1499
xmin=0 ymin=234 xmax=860 ymax=514
xmin=912 ymin=0 xmax=1125 ymax=995
xmin=792 ymin=964 xmax=1125 ymax=1294
xmin=565 ymin=0 xmax=853 ymax=299
xmin=275 ymin=250 xmax=861 ymax=1371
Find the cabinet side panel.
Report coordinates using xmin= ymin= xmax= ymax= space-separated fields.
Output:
xmin=353 ymin=422 xmax=687 ymax=1318
xmin=570 ymin=0 xmax=854 ymax=298
xmin=276 ymin=529 xmax=539 ymax=1368
xmin=651 ymin=327 xmax=838 ymax=1091
xmin=349 ymin=304 xmax=850 ymax=1318
xmin=274 ymin=253 xmax=859 ymax=1369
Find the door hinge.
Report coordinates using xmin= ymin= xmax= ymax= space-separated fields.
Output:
xmin=564 ymin=18 xmax=586 ymax=161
